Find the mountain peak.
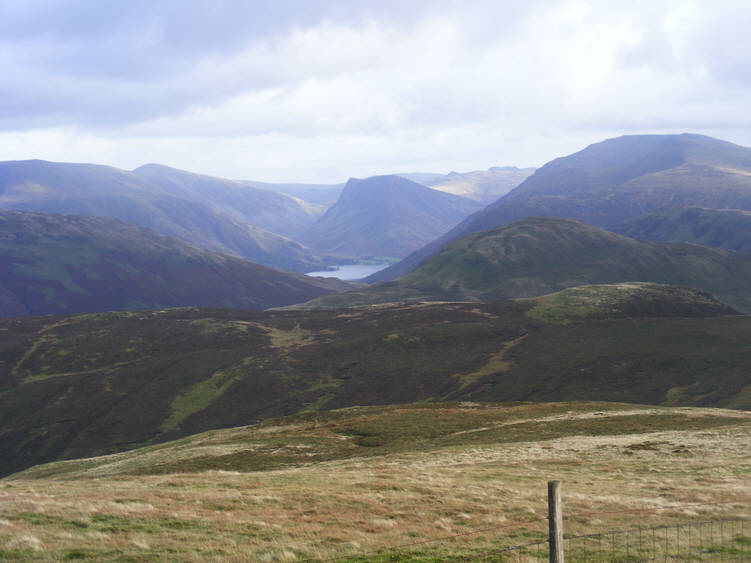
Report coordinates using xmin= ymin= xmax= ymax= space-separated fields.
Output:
xmin=302 ymin=174 xmax=482 ymax=259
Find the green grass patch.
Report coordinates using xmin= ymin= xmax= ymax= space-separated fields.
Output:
xmin=161 ymin=367 xmax=246 ymax=432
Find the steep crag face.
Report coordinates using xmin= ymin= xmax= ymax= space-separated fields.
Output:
xmin=302 ymin=175 xmax=482 ymax=259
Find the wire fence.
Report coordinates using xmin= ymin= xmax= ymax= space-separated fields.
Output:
xmin=307 ymin=497 xmax=749 ymax=562
xmin=471 ymin=518 xmax=750 ymax=562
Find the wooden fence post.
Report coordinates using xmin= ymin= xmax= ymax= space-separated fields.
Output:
xmin=548 ymin=480 xmax=564 ymax=563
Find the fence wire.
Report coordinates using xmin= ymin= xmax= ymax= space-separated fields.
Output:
xmin=467 ymin=518 xmax=749 ymax=562
xmin=306 ymin=501 xmax=748 ymax=562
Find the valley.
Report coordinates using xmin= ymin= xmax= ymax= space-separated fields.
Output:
xmin=2 ymin=133 xmax=751 ymax=561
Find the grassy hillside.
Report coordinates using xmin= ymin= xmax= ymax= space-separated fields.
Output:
xmin=1 ymin=284 xmax=750 ymax=477
xmin=305 ymin=217 xmax=751 ymax=313
xmin=368 ymin=133 xmax=751 ymax=282
xmin=613 ymin=207 xmax=751 ymax=252
xmin=0 ymin=209 xmax=353 ymax=317
xmin=0 ymin=159 xmax=332 ymax=272
xmin=2 ymin=402 xmax=749 ymax=561
xmin=302 ymin=175 xmax=482 ymax=259
xmin=133 ymin=164 xmax=326 ymax=239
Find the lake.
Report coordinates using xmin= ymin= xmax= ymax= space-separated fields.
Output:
xmin=305 ymin=264 xmax=390 ymax=281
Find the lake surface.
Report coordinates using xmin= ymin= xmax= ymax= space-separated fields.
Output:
xmin=305 ymin=264 xmax=389 ymax=281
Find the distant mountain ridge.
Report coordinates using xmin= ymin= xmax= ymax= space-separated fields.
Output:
xmin=133 ymin=164 xmax=326 ymax=239
xmin=412 ymin=166 xmax=536 ymax=203
xmin=369 ymin=133 xmax=751 ymax=282
xmin=300 ymin=217 xmax=751 ymax=313
xmin=302 ymin=174 xmax=483 ymax=259
xmin=0 ymin=209 xmax=353 ymax=317
xmin=0 ymin=159 xmax=333 ymax=272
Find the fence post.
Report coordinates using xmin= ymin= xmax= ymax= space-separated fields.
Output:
xmin=548 ymin=480 xmax=564 ymax=563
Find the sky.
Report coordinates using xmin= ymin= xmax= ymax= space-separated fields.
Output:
xmin=1 ymin=0 xmax=751 ymax=183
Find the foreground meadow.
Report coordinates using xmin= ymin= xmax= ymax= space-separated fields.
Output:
xmin=1 ymin=402 xmax=750 ymax=561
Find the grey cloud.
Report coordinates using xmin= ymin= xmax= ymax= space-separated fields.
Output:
xmin=0 ymin=0 xmax=450 ymax=130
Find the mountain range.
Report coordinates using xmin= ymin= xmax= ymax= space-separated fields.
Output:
xmin=369 ymin=133 xmax=751 ymax=282
xmin=0 ymin=159 xmax=334 ymax=272
xmin=132 ymin=163 xmax=326 ymax=239
xmin=5 ymin=132 xmax=751 ymax=475
xmin=412 ymin=166 xmax=536 ymax=203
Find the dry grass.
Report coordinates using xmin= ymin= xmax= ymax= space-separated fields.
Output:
xmin=1 ymin=404 xmax=749 ymax=561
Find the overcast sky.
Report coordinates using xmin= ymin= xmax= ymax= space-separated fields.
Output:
xmin=1 ymin=0 xmax=750 ymax=183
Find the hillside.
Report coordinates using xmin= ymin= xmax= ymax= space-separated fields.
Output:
xmin=613 ymin=207 xmax=751 ymax=252
xmin=369 ymin=133 xmax=751 ymax=282
xmin=133 ymin=164 xmax=326 ymax=239
xmin=1 ymin=285 xmax=750 ymax=476
xmin=2 ymin=402 xmax=750 ymax=560
xmin=302 ymin=175 xmax=482 ymax=259
xmin=303 ymin=217 xmax=751 ymax=313
xmin=0 ymin=159 xmax=332 ymax=272
xmin=415 ymin=166 xmax=535 ymax=203
xmin=0 ymin=209 xmax=353 ymax=317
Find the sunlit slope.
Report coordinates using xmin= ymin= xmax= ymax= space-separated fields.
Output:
xmin=412 ymin=166 xmax=535 ymax=203
xmin=2 ymin=284 xmax=750 ymax=476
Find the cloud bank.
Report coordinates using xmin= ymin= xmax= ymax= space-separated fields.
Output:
xmin=1 ymin=0 xmax=750 ymax=182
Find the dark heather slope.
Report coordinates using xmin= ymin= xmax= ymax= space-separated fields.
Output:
xmin=613 ymin=207 xmax=751 ymax=252
xmin=299 ymin=217 xmax=751 ymax=314
xmin=0 ymin=209 xmax=353 ymax=317
xmin=0 ymin=159 xmax=331 ymax=272
xmin=368 ymin=134 xmax=751 ymax=282
xmin=133 ymin=164 xmax=326 ymax=239
xmin=302 ymin=175 xmax=482 ymax=259
xmin=0 ymin=285 xmax=748 ymax=476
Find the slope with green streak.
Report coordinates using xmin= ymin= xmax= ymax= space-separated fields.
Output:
xmin=1 ymin=284 xmax=750 ymax=476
